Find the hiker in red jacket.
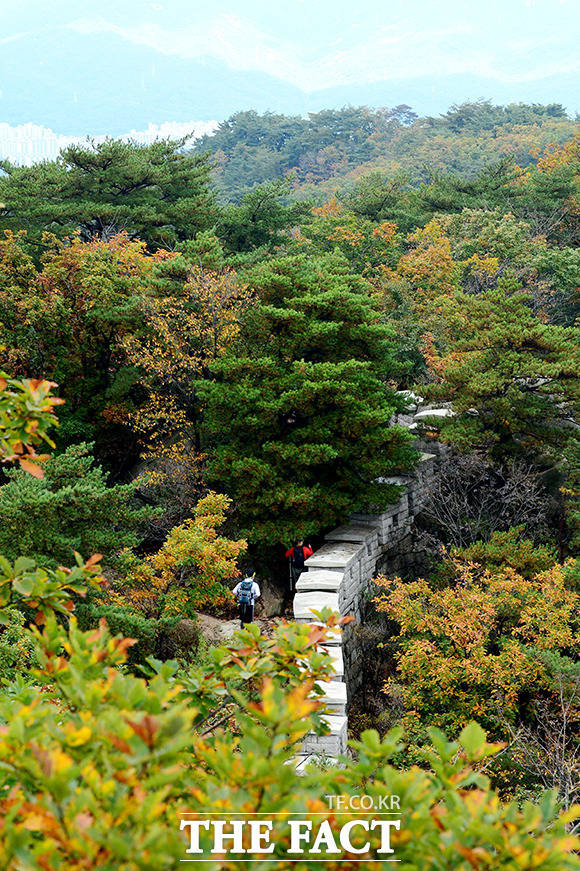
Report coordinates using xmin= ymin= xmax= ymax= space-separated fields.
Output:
xmin=285 ymin=539 xmax=313 ymax=591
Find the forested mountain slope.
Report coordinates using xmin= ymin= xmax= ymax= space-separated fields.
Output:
xmin=194 ymin=100 xmax=577 ymax=201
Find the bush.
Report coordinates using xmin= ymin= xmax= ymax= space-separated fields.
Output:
xmin=74 ymin=604 xmax=180 ymax=667
xmin=0 ymin=609 xmax=36 ymax=682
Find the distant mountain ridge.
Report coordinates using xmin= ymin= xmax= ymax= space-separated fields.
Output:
xmin=1 ymin=28 xmax=578 ymax=135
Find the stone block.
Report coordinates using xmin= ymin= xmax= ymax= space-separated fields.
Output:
xmin=414 ymin=408 xmax=455 ymax=420
xmin=294 ymin=591 xmax=339 ymax=622
xmin=325 ymin=525 xmax=376 ymax=543
xmin=305 ymin=541 xmax=363 ymax=570
xmin=315 ymin=680 xmax=347 ymax=715
xmin=302 ymin=714 xmax=348 ymax=756
xmin=322 ymin=645 xmax=344 ymax=680
xmin=296 ymin=570 xmax=344 ymax=592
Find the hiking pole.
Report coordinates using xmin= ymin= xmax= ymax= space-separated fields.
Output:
xmin=288 ymin=557 xmax=293 ymax=594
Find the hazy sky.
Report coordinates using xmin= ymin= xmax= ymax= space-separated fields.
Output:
xmin=7 ymin=0 xmax=580 ymax=93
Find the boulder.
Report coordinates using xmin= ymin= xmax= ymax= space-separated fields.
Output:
xmin=258 ymin=580 xmax=286 ymax=618
xmin=195 ymin=612 xmax=239 ymax=645
xmin=414 ymin=407 xmax=455 ymax=420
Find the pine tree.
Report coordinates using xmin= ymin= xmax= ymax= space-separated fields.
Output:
xmin=0 ymin=138 xmax=215 ymax=249
xmin=423 ymin=285 xmax=580 ymax=458
xmin=0 ymin=443 xmax=153 ymax=567
xmin=203 ymin=254 xmax=417 ymax=543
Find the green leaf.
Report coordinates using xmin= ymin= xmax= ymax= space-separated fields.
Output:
xmin=12 ymin=576 xmax=34 ymax=597
xmin=459 ymin=721 xmax=487 ymax=758
xmin=13 ymin=557 xmax=36 ymax=574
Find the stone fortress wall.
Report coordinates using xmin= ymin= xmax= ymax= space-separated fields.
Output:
xmin=292 ymin=393 xmax=452 ymax=767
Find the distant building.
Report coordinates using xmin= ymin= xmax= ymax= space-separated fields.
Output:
xmin=0 ymin=121 xmax=218 ymax=166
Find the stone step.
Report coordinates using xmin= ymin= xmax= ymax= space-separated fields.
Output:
xmin=305 ymin=541 xmax=363 ymax=571
xmin=301 ymin=714 xmax=348 ymax=756
xmin=322 ymin=645 xmax=344 ymax=680
xmin=294 ymin=591 xmax=339 ymax=623
xmin=316 ymin=679 xmax=347 ymax=714
xmin=325 ymin=525 xmax=376 ymax=543
xmin=296 ymin=570 xmax=344 ymax=592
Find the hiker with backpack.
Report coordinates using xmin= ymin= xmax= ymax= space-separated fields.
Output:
xmin=233 ymin=575 xmax=261 ymax=628
xmin=285 ymin=540 xmax=313 ymax=592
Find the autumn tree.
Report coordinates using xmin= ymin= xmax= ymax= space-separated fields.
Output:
xmin=0 ymin=232 xmax=172 ymax=459
xmin=108 ymin=492 xmax=246 ymax=618
xmin=374 ymin=555 xmax=579 ymax=740
xmin=299 ymin=198 xmax=402 ymax=274
xmin=125 ymin=263 xmax=252 ymax=458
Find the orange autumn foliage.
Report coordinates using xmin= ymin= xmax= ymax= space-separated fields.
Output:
xmin=374 ymin=557 xmax=579 ymax=735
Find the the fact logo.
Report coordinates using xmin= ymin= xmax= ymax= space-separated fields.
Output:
xmin=179 ymin=795 xmax=402 ymax=861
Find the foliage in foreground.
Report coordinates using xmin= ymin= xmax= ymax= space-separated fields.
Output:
xmin=0 ymin=324 xmax=578 ymax=869
xmin=0 ymin=589 xmax=577 ymax=869
xmin=0 ymin=373 xmax=63 ymax=477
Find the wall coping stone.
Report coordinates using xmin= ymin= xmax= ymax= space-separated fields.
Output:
xmin=414 ymin=408 xmax=455 ymax=420
xmin=305 ymin=541 xmax=364 ymax=569
xmin=294 ymin=590 xmax=340 ymax=621
xmin=293 ymin=394 xmax=441 ymax=765
xmin=296 ymin=571 xmax=344 ymax=592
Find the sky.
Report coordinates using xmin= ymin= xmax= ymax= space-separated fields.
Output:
xmin=0 ymin=0 xmax=578 ymax=149
xmin=5 ymin=0 xmax=580 ymax=94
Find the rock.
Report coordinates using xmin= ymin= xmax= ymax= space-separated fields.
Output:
xmin=258 ymin=581 xmax=286 ymax=618
xmin=414 ymin=407 xmax=455 ymax=420
xmin=396 ymin=390 xmax=424 ymax=413
xmin=195 ymin=612 xmax=239 ymax=645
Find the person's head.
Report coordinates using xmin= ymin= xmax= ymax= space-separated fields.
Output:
xmin=296 ymin=539 xmax=304 ymax=547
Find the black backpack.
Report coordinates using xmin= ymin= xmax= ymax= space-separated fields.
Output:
xmin=292 ymin=545 xmax=305 ymax=569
